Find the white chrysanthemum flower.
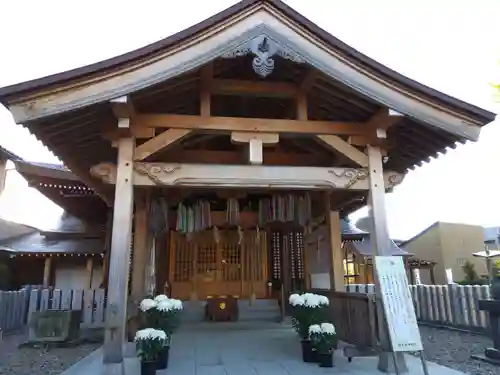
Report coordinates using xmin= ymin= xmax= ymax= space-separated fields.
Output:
xmin=320 ymin=323 xmax=336 ymax=334
xmin=170 ymin=299 xmax=183 ymax=310
xmin=135 ymin=328 xmax=155 ymax=341
xmin=140 ymin=298 xmax=157 ymax=312
xmin=157 ymin=300 xmax=174 ymax=312
xmin=308 ymin=324 xmax=321 ymax=334
xmin=154 ymin=294 xmax=169 ymax=302
xmin=304 ymin=294 xmax=320 ymax=308
xmin=289 ymin=293 xmax=305 ymax=307
xmin=318 ymin=295 xmax=329 ymax=306
xmin=150 ymin=329 xmax=167 ymax=341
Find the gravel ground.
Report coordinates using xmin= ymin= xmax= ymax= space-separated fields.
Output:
xmin=416 ymin=325 xmax=498 ymax=375
xmin=0 ymin=332 xmax=100 ymax=375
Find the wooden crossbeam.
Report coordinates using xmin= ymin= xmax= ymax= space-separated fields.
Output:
xmin=367 ymin=108 xmax=404 ymax=131
xmin=90 ymin=162 xmax=404 ymax=190
xmin=131 ymin=114 xmax=368 ymax=135
xmin=212 ymin=79 xmax=298 ymax=97
xmin=160 ymin=149 xmax=327 ymax=166
xmin=316 ymin=135 xmax=369 ymax=167
xmin=134 ymin=129 xmax=192 ymax=161
xmin=110 ymin=96 xmax=136 ymax=119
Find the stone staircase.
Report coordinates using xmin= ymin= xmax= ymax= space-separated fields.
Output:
xmin=180 ymin=299 xmax=281 ymax=323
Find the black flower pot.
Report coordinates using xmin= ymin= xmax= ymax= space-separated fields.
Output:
xmin=140 ymin=360 xmax=157 ymax=375
xmin=317 ymin=352 xmax=333 ymax=368
xmin=300 ymin=340 xmax=317 ymax=363
xmin=156 ymin=346 xmax=170 ymax=370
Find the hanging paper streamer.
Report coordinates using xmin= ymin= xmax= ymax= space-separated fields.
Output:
xmin=148 ymin=197 xmax=169 ymax=236
xmin=213 ymin=226 xmax=220 ymax=244
xmin=256 ymin=225 xmax=260 ymax=244
xmin=176 ymin=200 xmax=212 ymax=234
xmin=226 ymin=198 xmax=240 ymax=226
xmin=237 ymin=225 xmax=244 ymax=245
xmin=258 ymin=193 xmax=312 ymax=226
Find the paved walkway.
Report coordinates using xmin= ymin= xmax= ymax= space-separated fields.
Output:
xmin=62 ymin=322 xmax=468 ymax=375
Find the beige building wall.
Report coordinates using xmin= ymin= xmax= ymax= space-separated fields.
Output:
xmin=438 ymin=222 xmax=487 ymax=281
xmin=403 ymin=222 xmax=487 ymax=284
xmin=403 ymin=223 xmax=445 ymax=284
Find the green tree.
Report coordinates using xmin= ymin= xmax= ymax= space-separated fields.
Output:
xmin=462 ymin=260 xmax=479 ymax=282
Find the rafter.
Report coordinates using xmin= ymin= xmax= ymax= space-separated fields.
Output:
xmin=134 ymin=129 xmax=192 ymax=161
xmin=131 ymin=114 xmax=368 ymax=135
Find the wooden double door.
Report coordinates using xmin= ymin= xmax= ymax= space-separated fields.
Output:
xmin=169 ymin=230 xmax=268 ymax=300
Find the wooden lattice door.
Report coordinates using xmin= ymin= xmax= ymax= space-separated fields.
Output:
xmin=169 ymin=230 xmax=268 ymax=300
xmin=269 ymin=229 xmax=305 ymax=301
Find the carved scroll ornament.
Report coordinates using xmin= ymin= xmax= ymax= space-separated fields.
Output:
xmin=90 ymin=162 xmax=404 ymax=190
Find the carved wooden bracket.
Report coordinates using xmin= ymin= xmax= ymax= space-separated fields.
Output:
xmin=90 ymin=162 xmax=404 ymax=190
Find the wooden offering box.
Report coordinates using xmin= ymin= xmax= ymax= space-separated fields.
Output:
xmin=205 ymin=296 xmax=238 ymax=321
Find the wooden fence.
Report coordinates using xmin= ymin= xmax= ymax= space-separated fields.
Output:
xmin=0 ymin=290 xmax=30 ymax=333
xmin=27 ymin=288 xmax=106 ymax=328
xmin=345 ymin=284 xmax=492 ymax=332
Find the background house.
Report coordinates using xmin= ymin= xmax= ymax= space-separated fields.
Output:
xmin=401 ymin=222 xmax=488 ymax=284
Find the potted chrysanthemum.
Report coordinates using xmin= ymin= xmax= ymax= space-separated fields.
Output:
xmin=135 ymin=328 xmax=167 ymax=375
xmin=289 ymin=293 xmax=329 ymax=362
xmin=309 ymin=323 xmax=337 ymax=367
xmin=153 ymin=294 xmax=183 ymax=369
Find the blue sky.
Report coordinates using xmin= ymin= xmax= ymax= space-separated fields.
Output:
xmin=0 ymin=0 xmax=499 ymax=239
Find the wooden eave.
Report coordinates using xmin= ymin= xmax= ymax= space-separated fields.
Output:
xmin=0 ymin=0 xmax=495 ymax=217
xmin=15 ymin=161 xmax=108 ymax=224
xmin=0 ymin=0 xmax=495 ymax=128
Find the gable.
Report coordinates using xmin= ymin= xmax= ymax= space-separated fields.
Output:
xmin=0 ymin=0 xmax=494 ymax=140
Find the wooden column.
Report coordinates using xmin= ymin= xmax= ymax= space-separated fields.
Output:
xmin=131 ymin=192 xmax=148 ymax=302
xmin=0 ymin=157 xmax=7 ymax=196
xmin=43 ymin=257 xmax=52 ymax=288
xmin=86 ymin=257 xmax=94 ymax=289
xmin=103 ymin=130 xmax=135 ymax=368
xmin=102 ymin=209 xmax=113 ymax=289
xmin=367 ymin=145 xmax=408 ymax=373
xmin=325 ymin=193 xmax=344 ymax=291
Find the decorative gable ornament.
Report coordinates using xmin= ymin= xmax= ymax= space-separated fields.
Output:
xmin=222 ymin=34 xmax=306 ymax=77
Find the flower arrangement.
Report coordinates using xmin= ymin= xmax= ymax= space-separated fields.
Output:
xmin=135 ymin=328 xmax=167 ymax=362
xmin=289 ymin=293 xmax=329 ymax=340
xmin=308 ymin=323 xmax=337 ymax=354
xmin=139 ymin=295 xmax=183 ymax=336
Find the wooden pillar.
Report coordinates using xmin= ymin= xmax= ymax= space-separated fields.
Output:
xmin=86 ymin=257 xmax=94 ymax=289
xmin=101 ymin=209 xmax=112 ymax=289
xmin=43 ymin=257 xmax=52 ymax=288
xmin=0 ymin=157 xmax=7 ymax=196
xmin=102 ymin=131 xmax=135 ymax=368
xmin=131 ymin=192 xmax=148 ymax=302
xmin=325 ymin=193 xmax=344 ymax=291
xmin=429 ymin=266 xmax=436 ymax=285
xmin=367 ymin=144 xmax=408 ymax=373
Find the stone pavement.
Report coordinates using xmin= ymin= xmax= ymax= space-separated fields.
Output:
xmin=62 ymin=322 xmax=468 ymax=375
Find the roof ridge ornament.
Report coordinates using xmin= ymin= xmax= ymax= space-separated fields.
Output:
xmin=222 ymin=33 xmax=305 ymax=78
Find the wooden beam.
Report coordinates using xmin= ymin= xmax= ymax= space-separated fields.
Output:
xmin=212 ymin=79 xmax=298 ymax=97
xmin=90 ymin=162 xmax=404 ymax=190
xmin=103 ymin=134 xmax=135 ymax=366
xmin=102 ymin=126 xmax=154 ymax=141
xmin=134 ymin=129 xmax=192 ymax=161
xmin=231 ymin=132 xmax=279 ymax=165
xmin=131 ymin=193 xmax=148 ymax=301
xmin=161 ymin=149 xmax=327 ymax=166
xmin=43 ymin=257 xmax=52 ymax=288
xmin=110 ymin=95 xmax=136 ymax=119
xmin=301 ymin=69 xmax=319 ymax=92
xmin=86 ymin=257 xmax=94 ymax=289
xmin=366 ymin=107 xmax=404 ymax=131
xmin=325 ymin=203 xmax=344 ymax=291
xmin=367 ymin=144 xmax=409 ymax=372
xmin=200 ymin=64 xmax=212 ymax=116
xmin=131 ymin=114 xmax=368 ymax=136
xmin=316 ymin=135 xmax=369 ymax=167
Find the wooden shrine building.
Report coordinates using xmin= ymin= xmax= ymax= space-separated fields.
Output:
xmin=0 ymin=0 xmax=495 ymax=372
